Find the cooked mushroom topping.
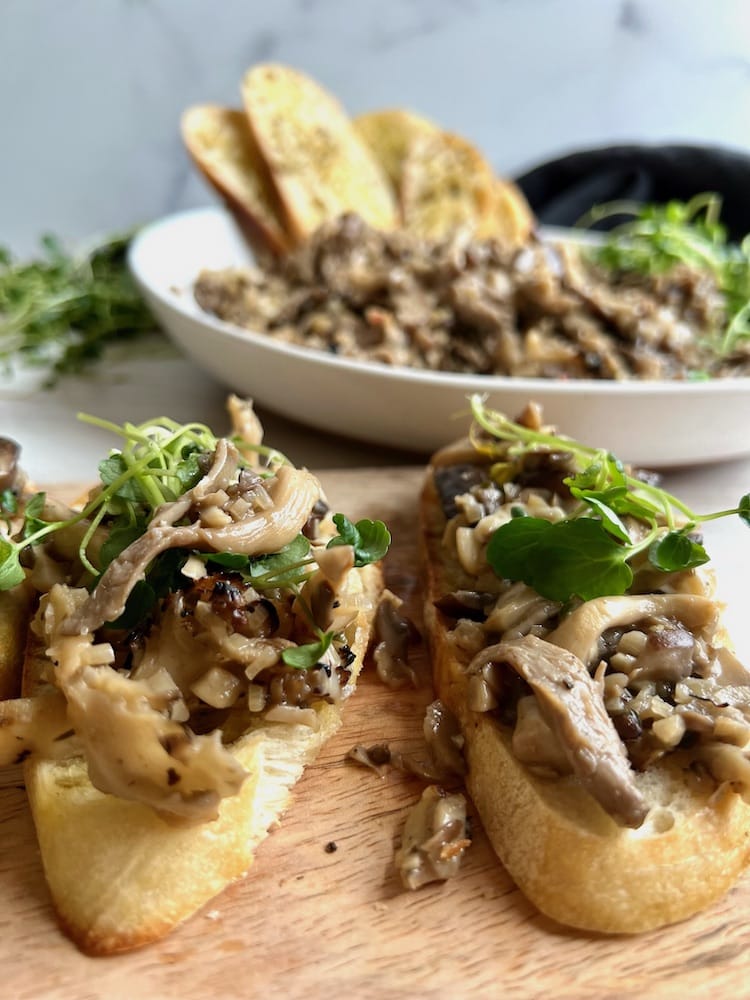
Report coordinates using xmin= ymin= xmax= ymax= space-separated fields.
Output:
xmin=434 ymin=589 xmax=497 ymax=622
xmin=42 ymin=585 xmax=247 ymax=823
xmin=547 ymin=594 xmax=719 ymax=667
xmin=511 ymin=695 xmax=572 ymax=775
xmin=373 ymin=589 xmax=418 ymax=688
xmin=347 ymin=742 xmax=393 ymax=777
xmin=422 ymin=700 xmax=466 ymax=777
xmin=61 ymin=444 xmax=321 ymax=635
xmin=395 ymin=785 xmax=471 ymax=891
xmin=227 ymin=393 xmax=264 ymax=464
xmin=0 ymin=686 xmax=74 ymax=765
xmin=469 ymin=635 xmax=649 ymax=828
xmin=194 ymin=214 xmax=749 ymax=380
xmin=436 ymin=438 xmax=750 ymax=826
xmin=433 ymin=464 xmax=489 ymax=519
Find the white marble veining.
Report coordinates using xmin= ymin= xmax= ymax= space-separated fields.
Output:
xmin=1 ymin=0 xmax=749 ymax=253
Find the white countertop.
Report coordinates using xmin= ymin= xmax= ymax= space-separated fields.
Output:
xmin=0 ymin=339 xmax=422 ymax=484
xmin=2 ymin=344 xmax=749 ymax=662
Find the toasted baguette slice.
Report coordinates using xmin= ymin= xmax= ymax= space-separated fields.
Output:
xmin=401 ymin=131 xmax=498 ymax=240
xmin=353 ymin=108 xmax=438 ymax=194
xmin=490 ymin=179 xmax=535 ymax=246
xmin=241 ymin=63 xmax=397 ymax=242
xmin=181 ymin=104 xmax=290 ymax=258
xmin=420 ymin=444 xmax=750 ymax=934
xmin=23 ymin=559 xmax=382 ymax=955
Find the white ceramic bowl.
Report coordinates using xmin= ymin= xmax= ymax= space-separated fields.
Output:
xmin=129 ymin=207 xmax=750 ymax=468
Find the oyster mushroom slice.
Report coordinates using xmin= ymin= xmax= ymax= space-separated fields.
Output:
xmin=471 ymin=634 xmax=649 ymax=828
xmin=547 ymin=594 xmax=719 ymax=667
xmin=44 ymin=584 xmax=246 ymax=823
xmin=62 ymin=443 xmax=321 ymax=635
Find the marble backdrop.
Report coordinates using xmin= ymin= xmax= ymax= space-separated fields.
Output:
xmin=2 ymin=0 xmax=749 ymax=252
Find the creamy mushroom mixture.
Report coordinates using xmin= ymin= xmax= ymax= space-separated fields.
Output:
xmin=0 ymin=401 xmax=384 ymax=823
xmin=430 ymin=413 xmax=750 ymax=828
xmin=194 ymin=213 xmax=750 ymax=381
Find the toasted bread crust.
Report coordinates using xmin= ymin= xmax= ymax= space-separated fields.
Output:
xmin=353 ymin=108 xmax=438 ymax=194
xmin=420 ymin=467 xmax=750 ymax=933
xmin=241 ymin=64 xmax=397 ymax=242
xmin=401 ymin=131 xmax=498 ymax=240
xmin=23 ymin=561 xmax=383 ymax=954
xmin=181 ymin=104 xmax=290 ymax=258
xmin=490 ymin=179 xmax=535 ymax=247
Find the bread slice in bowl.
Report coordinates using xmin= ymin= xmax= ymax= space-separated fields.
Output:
xmin=241 ymin=63 xmax=397 ymax=242
xmin=400 ymin=131 xmax=498 ymax=240
xmin=353 ymin=107 xmax=438 ymax=196
xmin=181 ymin=103 xmax=290 ymax=258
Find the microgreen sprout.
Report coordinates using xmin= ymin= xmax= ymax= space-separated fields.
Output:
xmin=0 ymin=412 xmax=287 ymax=592
xmin=578 ymin=193 xmax=750 ymax=357
xmin=0 ymin=413 xmax=390 ymax=673
xmin=470 ymin=396 xmax=749 ymax=603
xmin=0 ymin=232 xmax=156 ymax=382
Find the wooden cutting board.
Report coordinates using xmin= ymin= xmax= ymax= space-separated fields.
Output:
xmin=1 ymin=467 xmax=749 ymax=1000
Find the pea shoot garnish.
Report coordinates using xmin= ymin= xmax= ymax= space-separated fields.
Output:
xmin=470 ymin=395 xmax=749 ymax=603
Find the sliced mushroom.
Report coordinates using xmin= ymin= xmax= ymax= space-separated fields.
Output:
xmin=470 ymin=634 xmax=649 ymax=827
xmin=62 ymin=443 xmax=320 ymax=635
xmin=373 ymin=590 xmax=418 ymax=688
xmin=395 ymin=785 xmax=471 ymax=890
xmin=548 ymin=594 xmax=719 ymax=667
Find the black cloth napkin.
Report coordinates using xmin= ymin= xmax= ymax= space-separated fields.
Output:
xmin=515 ymin=144 xmax=750 ymax=242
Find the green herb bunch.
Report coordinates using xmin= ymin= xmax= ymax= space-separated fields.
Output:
xmin=0 ymin=233 xmax=156 ymax=381
xmin=0 ymin=413 xmax=390 ymax=668
xmin=469 ymin=396 xmax=750 ymax=603
xmin=580 ymin=193 xmax=750 ymax=356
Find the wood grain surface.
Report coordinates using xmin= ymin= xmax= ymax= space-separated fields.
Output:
xmin=1 ymin=467 xmax=749 ymax=1000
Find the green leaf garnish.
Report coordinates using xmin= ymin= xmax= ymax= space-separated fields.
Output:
xmin=0 ymin=489 xmax=18 ymax=516
xmin=98 ymin=518 xmax=148 ymax=571
xmin=487 ymin=516 xmax=633 ymax=602
xmin=648 ymin=531 xmax=709 ymax=573
xmin=470 ymin=396 xmax=750 ymax=603
xmin=579 ymin=193 xmax=750 ymax=358
xmin=327 ymin=514 xmax=391 ymax=566
xmin=740 ymin=493 xmax=750 ymax=528
xmin=281 ymin=631 xmax=334 ymax=668
xmin=243 ymin=534 xmax=313 ymax=589
xmin=0 ymin=538 xmax=25 ymax=590
xmin=0 ymin=231 xmax=157 ymax=383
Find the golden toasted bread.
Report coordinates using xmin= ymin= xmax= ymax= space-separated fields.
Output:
xmin=490 ymin=179 xmax=535 ymax=246
xmin=241 ymin=63 xmax=397 ymax=242
xmin=181 ymin=104 xmax=290 ymax=258
xmin=400 ymin=130 xmax=498 ymax=240
xmin=22 ymin=561 xmax=382 ymax=955
xmin=353 ymin=108 xmax=438 ymax=194
xmin=419 ymin=403 xmax=750 ymax=933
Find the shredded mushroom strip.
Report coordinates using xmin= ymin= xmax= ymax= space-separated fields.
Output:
xmin=62 ymin=444 xmax=320 ymax=635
